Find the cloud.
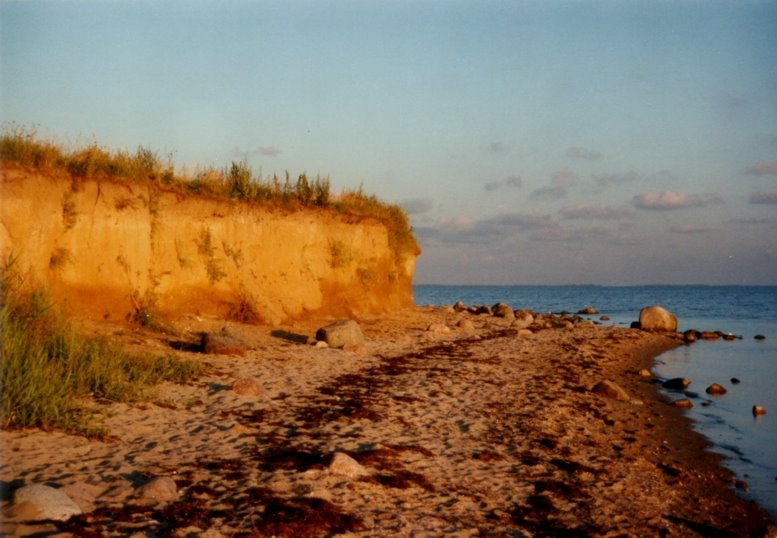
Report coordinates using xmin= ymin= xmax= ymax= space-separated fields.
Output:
xmin=551 ymin=169 xmax=574 ymax=186
xmin=565 ymin=146 xmax=603 ymax=161
xmin=531 ymin=186 xmax=567 ymax=201
xmin=401 ymin=197 xmax=434 ymax=215
xmin=559 ymin=204 xmax=634 ymax=220
xmin=485 ymin=212 xmax=554 ymax=229
xmin=749 ymin=187 xmax=777 ymax=205
xmin=670 ymin=224 xmax=718 ymax=234
xmin=484 ymin=175 xmax=522 ymax=192
xmin=232 ymin=145 xmax=282 ymax=158
xmin=745 ymin=161 xmax=777 ymax=176
xmin=488 ymin=141 xmax=510 ymax=154
xmin=416 ymin=212 xmax=554 ymax=245
xmin=632 ymin=191 xmax=724 ymax=210
xmin=594 ymin=171 xmax=640 ymax=186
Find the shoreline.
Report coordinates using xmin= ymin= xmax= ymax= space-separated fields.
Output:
xmin=1 ymin=306 xmax=774 ymax=536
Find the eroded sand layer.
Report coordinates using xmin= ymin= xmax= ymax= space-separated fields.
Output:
xmin=1 ymin=307 xmax=772 ymax=536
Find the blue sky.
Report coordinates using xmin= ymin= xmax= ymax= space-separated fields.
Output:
xmin=2 ymin=1 xmax=777 ymax=285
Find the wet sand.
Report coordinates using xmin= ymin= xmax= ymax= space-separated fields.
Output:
xmin=1 ymin=306 xmax=774 ymax=536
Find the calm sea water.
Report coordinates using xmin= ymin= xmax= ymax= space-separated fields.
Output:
xmin=414 ymin=285 xmax=777 ymax=519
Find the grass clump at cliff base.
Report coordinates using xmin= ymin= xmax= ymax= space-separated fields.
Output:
xmin=0 ymin=259 xmax=203 ymax=436
xmin=0 ymin=126 xmax=419 ymax=260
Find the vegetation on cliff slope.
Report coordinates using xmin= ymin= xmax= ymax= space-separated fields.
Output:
xmin=0 ymin=258 xmax=203 ymax=436
xmin=0 ymin=126 xmax=419 ymax=260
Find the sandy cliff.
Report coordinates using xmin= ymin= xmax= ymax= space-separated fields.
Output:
xmin=0 ymin=166 xmax=417 ymax=324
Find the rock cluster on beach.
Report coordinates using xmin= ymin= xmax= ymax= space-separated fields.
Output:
xmin=2 ymin=303 xmax=774 ymax=537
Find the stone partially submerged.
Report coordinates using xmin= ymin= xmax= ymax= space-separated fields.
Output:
xmin=638 ymin=305 xmax=678 ymax=332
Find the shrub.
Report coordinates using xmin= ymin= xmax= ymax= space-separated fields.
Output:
xmin=0 ymin=259 xmax=202 ymax=435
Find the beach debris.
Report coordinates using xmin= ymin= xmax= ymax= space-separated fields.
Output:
xmin=638 ymin=305 xmax=678 ymax=332
xmin=136 ymin=476 xmax=179 ymax=502
xmin=492 ymin=302 xmax=515 ymax=320
xmin=706 ymin=383 xmax=727 ymax=395
xmin=753 ymin=405 xmax=767 ymax=416
xmin=427 ymin=323 xmax=451 ymax=334
xmin=577 ymin=306 xmax=598 ymax=315
xmin=11 ymin=483 xmax=82 ymax=521
xmin=202 ymin=333 xmax=248 ymax=356
xmin=231 ymin=377 xmax=264 ymax=397
xmin=683 ymin=330 xmax=698 ymax=343
xmin=329 ymin=452 xmax=369 ymax=478
xmin=315 ymin=319 xmax=365 ymax=348
xmin=671 ymin=399 xmax=694 ymax=409
xmin=662 ymin=377 xmax=691 ymax=390
xmin=592 ymin=379 xmax=630 ymax=401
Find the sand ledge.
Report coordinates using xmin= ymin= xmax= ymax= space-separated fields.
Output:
xmin=1 ymin=306 xmax=774 ymax=536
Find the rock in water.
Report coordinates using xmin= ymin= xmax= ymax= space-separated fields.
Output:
xmin=706 ymin=383 xmax=727 ymax=395
xmin=592 ymin=380 xmax=630 ymax=401
xmin=671 ymin=399 xmax=694 ymax=409
xmin=316 ymin=320 xmax=365 ymax=348
xmin=753 ymin=405 xmax=767 ymax=416
xmin=12 ymin=484 xmax=82 ymax=521
xmin=638 ymin=305 xmax=678 ymax=332
xmin=662 ymin=377 xmax=691 ymax=390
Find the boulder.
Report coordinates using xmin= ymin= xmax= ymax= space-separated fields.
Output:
xmin=592 ymin=380 xmax=630 ymax=401
xmin=453 ymin=300 xmax=467 ymax=312
xmin=706 ymin=383 xmax=727 ymax=395
xmin=577 ymin=306 xmax=598 ymax=315
xmin=315 ymin=320 xmax=365 ymax=348
xmin=683 ymin=330 xmax=698 ymax=343
xmin=700 ymin=331 xmax=721 ymax=340
xmin=662 ymin=377 xmax=690 ymax=390
xmin=12 ymin=484 xmax=82 ymax=521
xmin=328 ymin=452 xmax=369 ymax=478
xmin=512 ymin=311 xmax=534 ymax=330
xmin=202 ymin=333 xmax=247 ymax=356
xmin=638 ymin=305 xmax=678 ymax=332
xmin=136 ymin=476 xmax=179 ymax=502
xmin=492 ymin=303 xmax=515 ymax=320
xmin=468 ymin=305 xmax=492 ymax=316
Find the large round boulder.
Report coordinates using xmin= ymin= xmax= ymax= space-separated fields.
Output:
xmin=638 ymin=305 xmax=678 ymax=332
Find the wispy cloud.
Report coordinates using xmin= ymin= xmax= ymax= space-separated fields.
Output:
xmin=632 ymin=191 xmax=724 ymax=210
xmin=551 ymin=169 xmax=574 ymax=186
xmin=484 ymin=175 xmax=522 ymax=192
xmin=745 ymin=161 xmax=777 ymax=176
xmin=531 ymin=186 xmax=567 ymax=201
xmin=594 ymin=171 xmax=640 ymax=187
xmin=749 ymin=187 xmax=777 ymax=204
xmin=560 ymin=204 xmax=633 ymax=220
xmin=401 ymin=197 xmax=434 ymax=215
xmin=232 ymin=145 xmax=282 ymax=158
xmin=565 ymin=146 xmax=603 ymax=161
xmin=670 ymin=224 xmax=718 ymax=234
xmin=488 ymin=141 xmax=510 ymax=154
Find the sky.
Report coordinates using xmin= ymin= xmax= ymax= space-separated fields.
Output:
xmin=2 ymin=0 xmax=777 ymax=285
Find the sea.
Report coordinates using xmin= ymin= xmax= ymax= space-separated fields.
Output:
xmin=413 ymin=284 xmax=777 ymax=519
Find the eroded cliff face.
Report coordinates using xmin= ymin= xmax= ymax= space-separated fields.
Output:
xmin=0 ymin=167 xmax=417 ymax=324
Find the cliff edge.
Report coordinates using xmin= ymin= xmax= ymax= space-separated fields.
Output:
xmin=0 ymin=166 xmax=418 ymax=324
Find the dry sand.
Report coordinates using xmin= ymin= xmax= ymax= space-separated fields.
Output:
xmin=1 ymin=306 xmax=774 ymax=537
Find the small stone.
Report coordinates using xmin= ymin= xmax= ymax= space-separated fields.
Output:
xmin=753 ymin=405 xmax=767 ymax=416
xmin=700 ymin=331 xmax=721 ymax=340
xmin=136 ymin=476 xmax=179 ymax=502
xmin=592 ymin=380 xmax=630 ymax=401
xmin=453 ymin=300 xmax=467 ymax=312
xmin=427 ymin=323 xmax=451 ymax=334
xmin=577 ymin=306 xmax=598 ymax=315
xmin=328 ymin=452 xmax=369 ymax=478
xmin=662 ymin=378 xmax=690 ymax=390
xmin=599 ymin=315 xmax=610 ymax=321
xmin=671 ymin=399 xmax=694 ymax=409
xmin=706 ymin=383 xmax=727 ymax=395
xmin=638 ymin=369 xmax=652 ymax=377
xmin=754 ymin=334 xmax=766 ymax=340
xmin=12 ymin=484 xmax=82 ymax=521
xmin=457 ymin=319 xmax=475 ymax=331
xmin=314 ymin=340 xmax=329 ymax=348
xmin=734 ymin=479 xmax=749 ymax=491
xmin=730 ymin=377 xmax=741 ymax=384
xmin=231 ymin=378 xmax=263 ymax=397
xmin=683 ymin=330 xmax=698 ymax=343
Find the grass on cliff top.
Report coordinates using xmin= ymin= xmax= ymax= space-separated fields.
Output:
xmin=0 ymin=258 xmax=203 ymax=436
xmin=0 ymin=125 xmax=419 ymax=258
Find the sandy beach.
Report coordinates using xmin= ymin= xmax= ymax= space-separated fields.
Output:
xmin=1 ymin=306 xmax=774 ymax=537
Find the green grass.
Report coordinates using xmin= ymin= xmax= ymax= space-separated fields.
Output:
xmin=0 ymin=259 xmax=203 ymax=436
xmin=0 ymin=125 xmax=419 ymax=260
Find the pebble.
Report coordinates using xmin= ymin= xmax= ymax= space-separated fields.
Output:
xmin=753 ymin=405 xmax=767 ymax=416
xmin=705 ymin=383 xmax=727 ymax=395
xmin=671 ymin=399 xmax=694 ymax=409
